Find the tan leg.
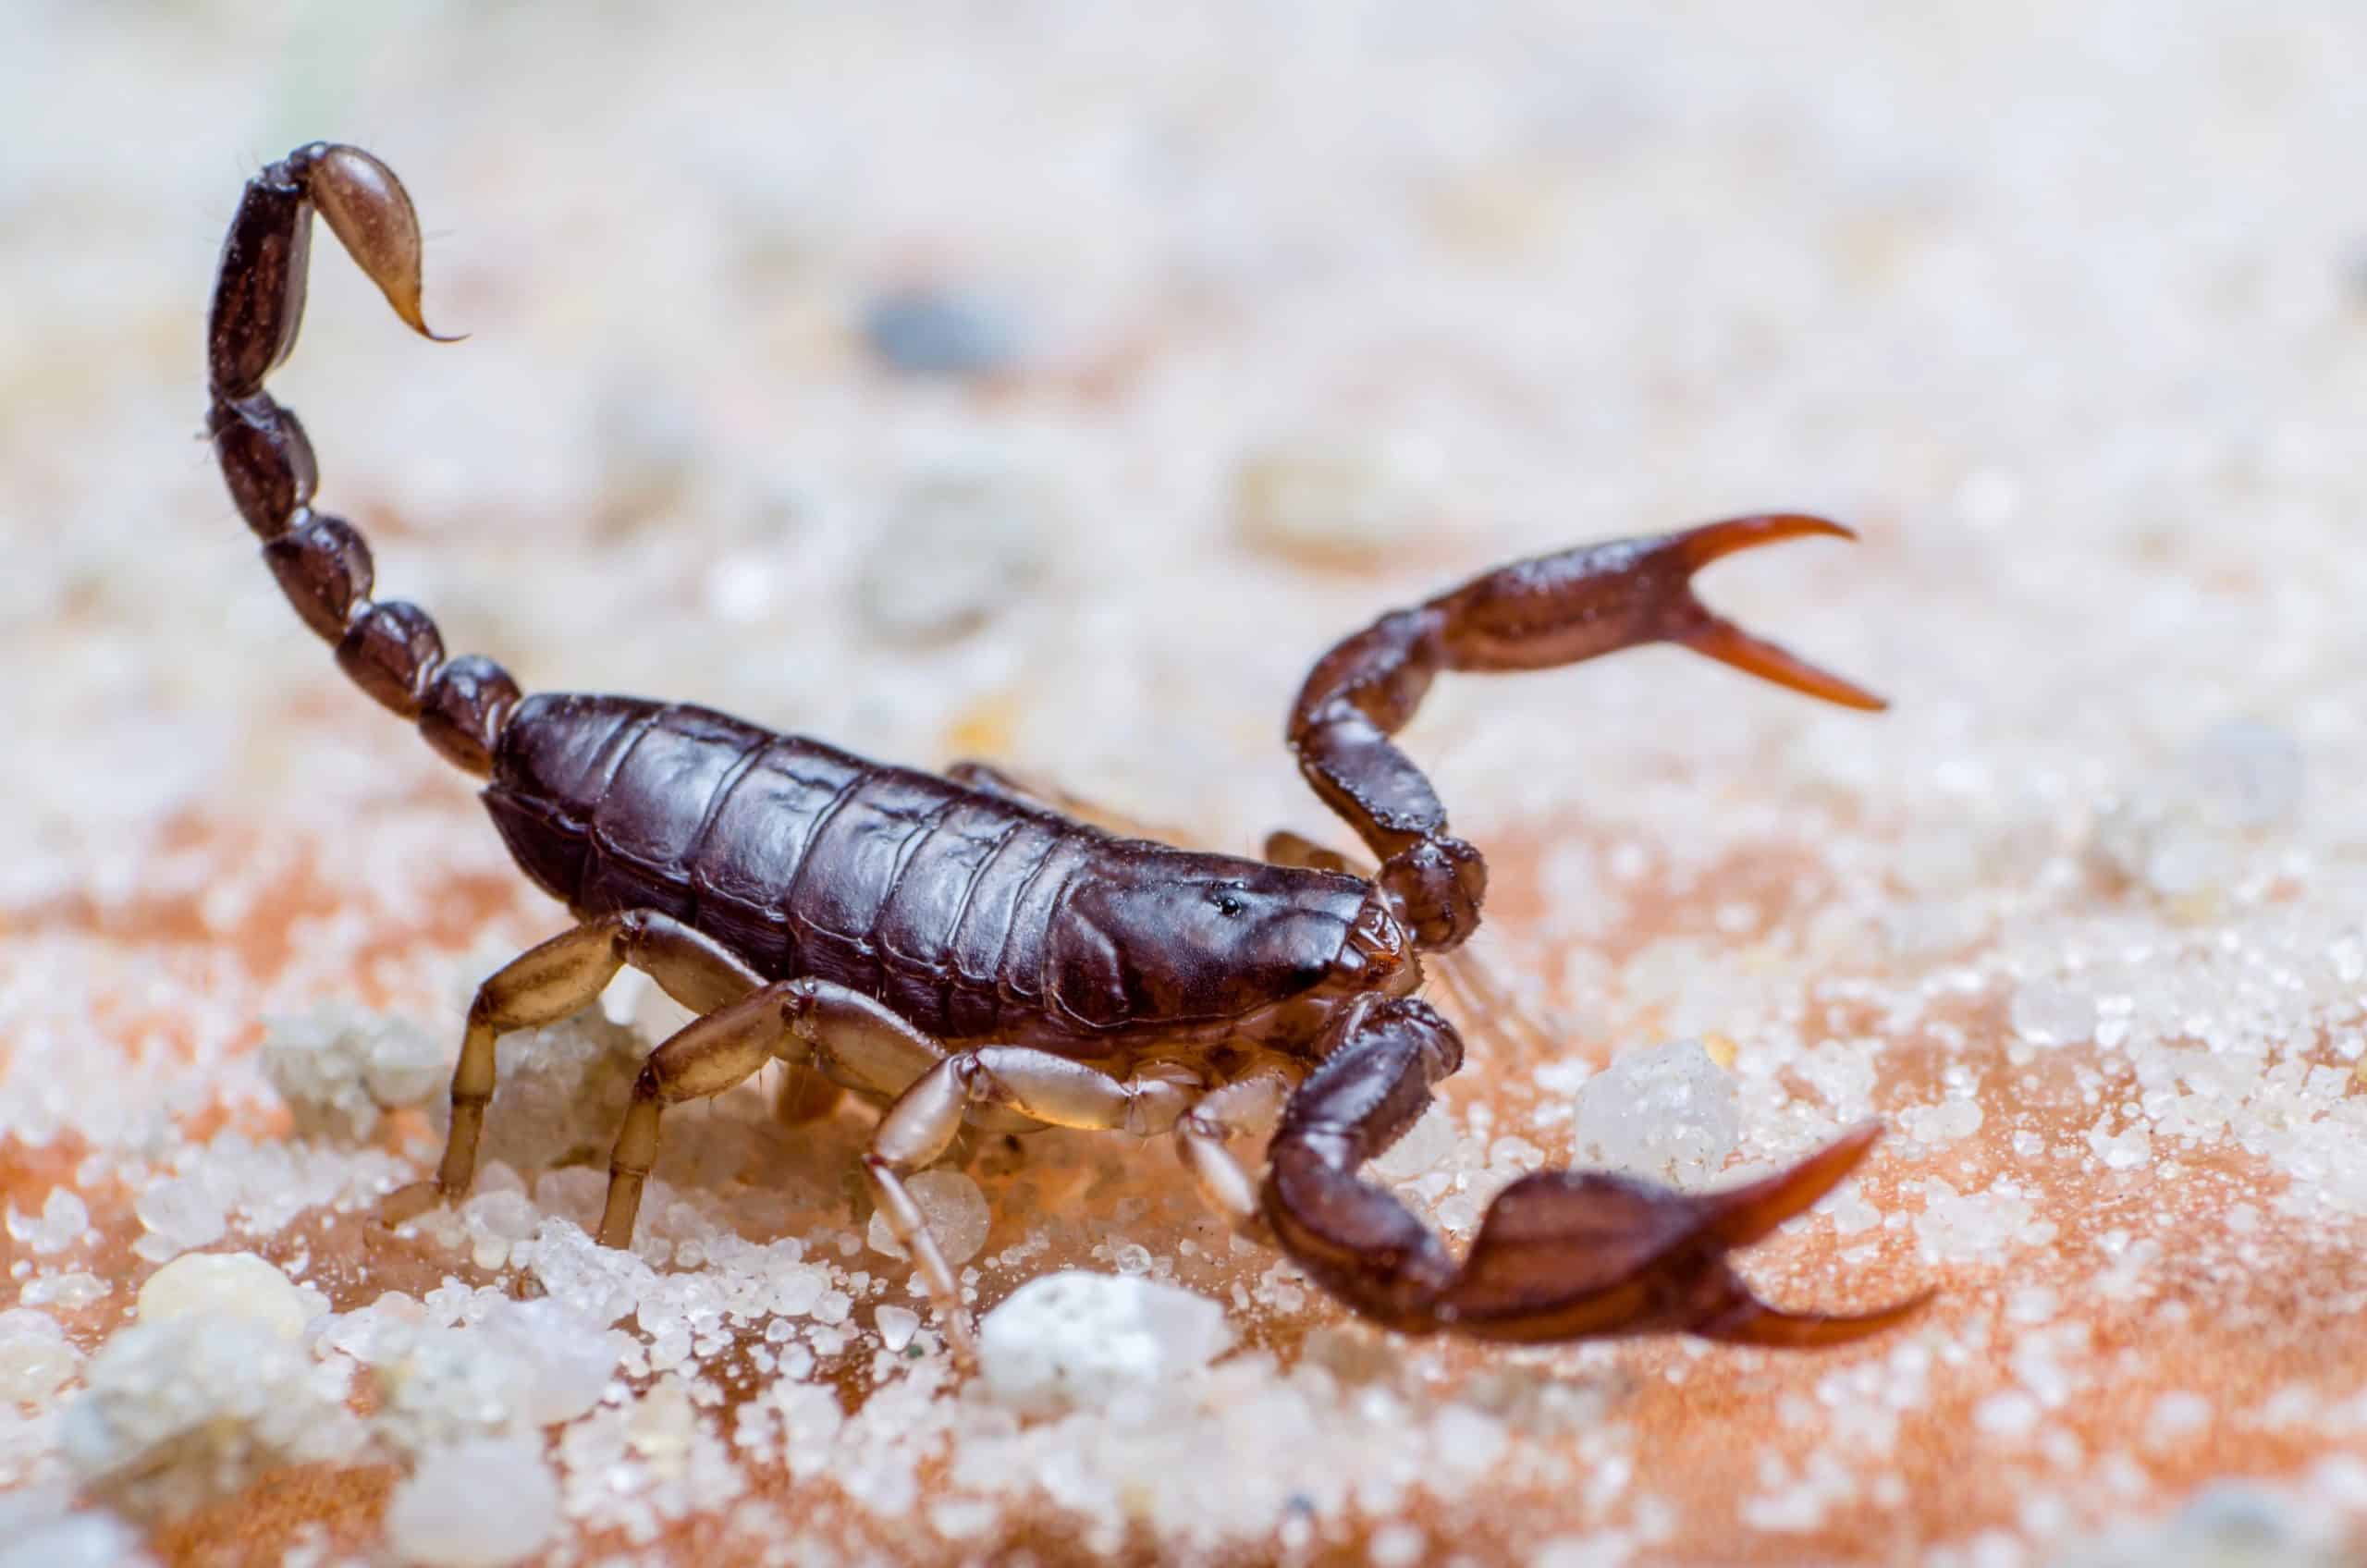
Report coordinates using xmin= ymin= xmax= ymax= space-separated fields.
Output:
xmin=771 ymin=1065 xmax=844 ymax=1126
xmin=1429 ymin=942 xmax=1560 ymax=1063
xmin=595 ymin=982 xmax=816 ymax=1247
xmin=380 ymin=910 xmax=763 ymax=1224
xmin=777 ymin=978 xmax=950 ymax=1100
xmin=597 ymin=974 xmax=959 ymax=1247
xmin=1176 ymin=1069 xmax=1296 ymax=1240
xmin=865 ymin=1047 xmax=1204 ymax=1359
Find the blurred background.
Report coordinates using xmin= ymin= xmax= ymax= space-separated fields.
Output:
xmin=9 ymin=2 xmax=2367 ymax=1563
xmin=7 ymin=0 xmax=2360 ymax=886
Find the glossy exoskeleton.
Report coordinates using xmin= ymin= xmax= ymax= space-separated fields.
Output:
xmin=206 ymin=142 xmax=1925 ymax=1357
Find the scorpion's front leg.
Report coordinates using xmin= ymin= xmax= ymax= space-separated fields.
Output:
xmin=1265 ymin=998 xmax=1926 ymax=1344
xmin=1290 ymin=515 xmax=1883 ymax=950
xmin=865 ymin=1049 xmax=1253 ymax=1359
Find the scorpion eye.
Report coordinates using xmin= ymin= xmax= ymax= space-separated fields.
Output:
xmin=1211 ymin=889 xmax=1246 ymax=919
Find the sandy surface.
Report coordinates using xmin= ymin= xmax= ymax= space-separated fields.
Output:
xmin=8 ymin=3 xmax=2367 ymax=1563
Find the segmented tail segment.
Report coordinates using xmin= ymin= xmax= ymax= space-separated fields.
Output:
xmin=206 ymin=142 xmax=516 ymax=776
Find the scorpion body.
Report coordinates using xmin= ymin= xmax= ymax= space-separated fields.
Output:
xmin=485 ymin=692 xmax=1401 ymax=1053
xmin=206 ymin=142 xmax=1924 ymax=1357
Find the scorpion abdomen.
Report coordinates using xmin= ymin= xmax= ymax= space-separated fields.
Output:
xmin=483 ymin=692 xmax=1103 ymax=1042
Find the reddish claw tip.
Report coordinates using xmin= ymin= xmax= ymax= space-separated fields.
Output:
xmin=1676 ymin=617 xmax=1890 ymax=712
xmin=1657 ymin=515 xmax=1887 ymax=712
xmin=1703 ymin=1120 xmax=1885 ymax=1248
xmin=1688 ymin=1122 xmax=1927 ymax=1348
xmin=1672 ymin=513 xmax=1858 ymax=570
xmin=1699 ymin=1284 xmax=1935 ymax=1348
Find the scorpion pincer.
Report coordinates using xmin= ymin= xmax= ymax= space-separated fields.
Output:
xmin=204 ymin=141 xmax=1929 ymax=1359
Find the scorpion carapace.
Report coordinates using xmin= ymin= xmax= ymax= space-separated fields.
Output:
xmin=206 ymin=141 xmax=1927 ymax=1359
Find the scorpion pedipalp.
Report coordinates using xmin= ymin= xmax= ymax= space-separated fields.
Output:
xmin=1289 ymin=512 xmax=1884 ymax=949
xmin=1265 ymin=1001 xmax=1918 ymax=1345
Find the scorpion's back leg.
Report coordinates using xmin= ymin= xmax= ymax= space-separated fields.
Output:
xmin=378 ymin=911 xmax=764 ymax=1224
xmin=595 ymin=978 xmax=949 ymax=1250
xmin=1264 ymin=997 xmax=1928 ymax=1343
xmin=1289 ymin=516 xmax=1883 ymax=951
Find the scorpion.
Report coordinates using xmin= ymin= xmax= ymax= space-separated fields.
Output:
xmin=204 ymin=142 xmax=1928 ymax=1358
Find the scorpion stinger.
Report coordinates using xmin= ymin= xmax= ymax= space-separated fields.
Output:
xmin=204 ymin=141 xmax=1919 ymax=1364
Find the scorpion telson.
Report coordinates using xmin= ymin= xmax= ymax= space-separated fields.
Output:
xmin=207 ymin=141 xmax=1929 ymax=1359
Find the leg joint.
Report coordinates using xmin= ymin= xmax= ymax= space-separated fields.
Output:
xmin=612 ymin=908 xmax=654 ymax=958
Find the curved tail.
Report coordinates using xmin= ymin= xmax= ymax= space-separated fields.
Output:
xmin=206 ymin=142 xmax=516 ymax=777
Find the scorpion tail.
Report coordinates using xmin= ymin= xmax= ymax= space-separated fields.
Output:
xmin=205 ymin=143 xmax=517 ymax=778
xmin=1263 ymin=998 xmax=1928 ymax=1347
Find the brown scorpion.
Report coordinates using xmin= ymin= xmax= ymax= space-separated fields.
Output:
xmin=205 ymin=142 xmax=1927 ymax=1358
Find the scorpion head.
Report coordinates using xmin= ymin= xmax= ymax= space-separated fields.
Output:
xmin=1049 ymin=851 xmax=1417 ymax=1033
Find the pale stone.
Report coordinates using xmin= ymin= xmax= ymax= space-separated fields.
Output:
xmin=868 ymin=1170 xmax=992 ymax=1265
xmin=384 ymin=1438 xmax=560 ymax=1567
xmin=977 ymin=1272 xmax=1232 ymax=1416
xmin=136 ymin=1251 xmax=308 ymax=1342
xmin=1573 ymin=1040 xmax=1739 ymax=1189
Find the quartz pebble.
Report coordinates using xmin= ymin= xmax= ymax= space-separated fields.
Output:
xmin=1371 ymin=1105 xmax=1456 ymax=1182
xmin=61 ymin=1311 xmax=361 ymax=1515
xmin=2183 ymin=719 xmax=2303 ymax=830
xmin=2053 ymin=1478 xmax=2339 ymax=1568
xmin=6 ymin=1187 xmax=87 ymax=1255
xmin=132 ymin=1175 xmax=226 ymax=1257
xmin=862 ymin=286 xmax=1024 ymax=377
xmin=1572 ymin=1040 xmax=1738 ymax=1189
xmin=877 ymin=1305 xmax=921 ymax=1353
xmin=1231 ymin=442 xmax=1435 ymax=570
xmin=0 ymin=1500 xmax=154 ymax=1568
xmin=0 ymin=1308 xmax=80 ymax=1401
xmin=867 ymin=1169 xmax=992 ymax=1265
xmin=2010 ymin=980 xmax=2096 ymax=1047
xmin=373 ymin=1295 xmax=618 ymax=1450
xmin=384 ymin=1437 xmax=561 ymax=1568
xmin=136 ymin=1250 xmax=309 ymax=1341
xmin=854 ymin=464 xmax=1050 ymax=645
xmin=263 ymin=1006 xmax=445 ymax=1140
xmin=477 ymin=1297 xmax=619 ymax=1427
xmin=443 ymin=1012 xmax=650 ymax=1175
xmin=977 ymin=1272 xmax=1233 ymax=1416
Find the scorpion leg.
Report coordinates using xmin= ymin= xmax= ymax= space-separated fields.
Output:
xmin=1289 ymin=515 xmax=1883 ymax=951
xmin=597 ymin=986 xmax=806 ymax=1248
xmin=1175 ymin=1068 xmax=1295 ymax=1241
xmin=379 ymin=911 xmax=761 ymax=1225
xmin=1264 ymin=997 xmax=1926 ymax=1344
xmin=866 ymin=1048 xmax=1205 ymax=1357
xmin=595 ymin=977 xmax=948 ymax=1248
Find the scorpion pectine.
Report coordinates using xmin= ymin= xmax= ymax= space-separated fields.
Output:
xmin=205 ymin=142 xmax=1926 ymax=1357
